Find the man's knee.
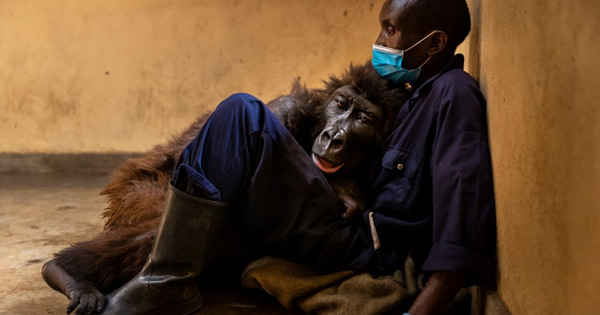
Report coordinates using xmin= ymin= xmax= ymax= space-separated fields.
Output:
xmin=209 ymin=92 xmax=273 ymax=137
xmin=217 ymin=93 xmax=265 ymax=115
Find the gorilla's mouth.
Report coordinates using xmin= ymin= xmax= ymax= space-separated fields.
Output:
xmin=312 ymin=154 xmax=344 ymax=174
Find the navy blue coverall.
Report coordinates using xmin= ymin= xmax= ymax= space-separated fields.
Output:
xmin=172 ymin=54 xmax=496 ymax=284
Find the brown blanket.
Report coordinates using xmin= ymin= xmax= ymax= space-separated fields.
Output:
xmin=242 ymin=254 xmax=479 ymax=314
xmin=241 ymin=253 xmax=444 ymax=314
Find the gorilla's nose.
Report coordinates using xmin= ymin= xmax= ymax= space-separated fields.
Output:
xmin=322 ymin=128 xmax=347 ymax=152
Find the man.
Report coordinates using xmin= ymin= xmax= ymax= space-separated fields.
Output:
xmin=101 ymin=0 xmax=496 ymax=314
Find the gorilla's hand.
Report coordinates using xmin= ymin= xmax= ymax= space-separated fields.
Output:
xmin=338 ymin=193 xmax=366 ymax=220
xmin=328 ymin=176 xmax=366 ymax=220
xmin=42 ymin=260 xmax=105 ymax=315
xmin=65 ymin=281 xmax=105 ymax=315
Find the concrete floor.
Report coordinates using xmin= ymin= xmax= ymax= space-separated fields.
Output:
xmin=0 ymin=174 xmax=293 ymax=315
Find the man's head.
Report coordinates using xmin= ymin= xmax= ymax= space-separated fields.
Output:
xmin=375 ymin=0 xmax=471 ymax=82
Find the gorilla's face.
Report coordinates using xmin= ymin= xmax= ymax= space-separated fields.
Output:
xmin=311 ymin=85 xmax=384 ymax=175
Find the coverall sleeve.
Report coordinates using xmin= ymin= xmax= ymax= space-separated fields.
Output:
xmin=422 ymin=78 xmax=497 ymax=284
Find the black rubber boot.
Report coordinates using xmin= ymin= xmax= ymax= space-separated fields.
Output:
xmin=100 ymin=184 xmax=229 ymax=315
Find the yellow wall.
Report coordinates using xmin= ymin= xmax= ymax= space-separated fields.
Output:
xmin=459 ymin=0 xmax=600 ymax=313
xmin=0 ymin=0 xmax=382 ymax=153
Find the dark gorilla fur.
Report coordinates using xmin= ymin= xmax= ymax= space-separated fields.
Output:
xmin=52 ymin=61 xmax=411 ymax=293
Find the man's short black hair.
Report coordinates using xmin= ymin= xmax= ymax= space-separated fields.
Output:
xmin=404 ymin=0 xmax=471 ymax=52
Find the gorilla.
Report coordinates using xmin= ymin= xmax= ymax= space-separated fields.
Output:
xmin=42 ymin=61 xmax=411 ymax=314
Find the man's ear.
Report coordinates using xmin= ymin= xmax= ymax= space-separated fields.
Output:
xmin=428 ymin=30 xmax=448 ymax=56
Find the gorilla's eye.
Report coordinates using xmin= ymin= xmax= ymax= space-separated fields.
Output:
xmin=336 ymin=101 xmax=344 ymax=109
xmin=358 ymin=114 xmax=373 ymax=125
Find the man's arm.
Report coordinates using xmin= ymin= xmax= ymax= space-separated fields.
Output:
xmin=407 ymin=271 xmax=465 ymax=315
xmin=415 ymin=76 xmax=495 ymax=313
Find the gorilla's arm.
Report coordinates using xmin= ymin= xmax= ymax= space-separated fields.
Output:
xmin=42 ymin=260 xmax=105 ymax=315
xmin=43 ymin=222 xmax=157 ymax=314
xmin=267 ymin=95 xmax=297 ymax=126
xmin=267 ymin=79 xmax=327 ymax=152
xmin=267 ymin=96 xmax=318 ymax=150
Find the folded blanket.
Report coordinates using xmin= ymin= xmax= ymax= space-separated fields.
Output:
xmin=241 ymin=253 xmax=442 ymax=315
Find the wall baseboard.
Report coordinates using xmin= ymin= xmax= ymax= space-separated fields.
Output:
xmin=0 ymin=153 xmax=142 ymax=175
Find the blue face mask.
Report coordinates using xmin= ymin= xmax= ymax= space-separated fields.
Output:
xmin=372 ymin=31 xmax=437 ymax=84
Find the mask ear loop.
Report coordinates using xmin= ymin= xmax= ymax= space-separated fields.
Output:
xmin=417 ymin=55 xmax=432 ymax=69
xmin=404 ymin=30 xmax=440 ymax=52
xmin=404 ymin=30 xmax=439 ymax=69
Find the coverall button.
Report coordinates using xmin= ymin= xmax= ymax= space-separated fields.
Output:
xmin=396 ymin=163 xmax=404 ymax=170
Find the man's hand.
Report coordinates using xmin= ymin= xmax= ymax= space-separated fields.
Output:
xmin=407 ymin=271 xmax=465 ymax=315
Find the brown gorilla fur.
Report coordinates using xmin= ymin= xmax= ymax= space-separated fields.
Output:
xmin=52 ymin=61 xmax=411 ymax=293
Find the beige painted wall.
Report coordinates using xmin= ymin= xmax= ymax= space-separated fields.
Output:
xmin=0 ymin=0 xmax=383 ymax=153
xmin=459 ymin=0 xmax=600 ymax=313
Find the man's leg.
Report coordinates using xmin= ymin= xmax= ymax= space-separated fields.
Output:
xmin=102 ymin=93 xmax=374 ymax=315
xmin=172 ymin=93 xmax=372 ymax=269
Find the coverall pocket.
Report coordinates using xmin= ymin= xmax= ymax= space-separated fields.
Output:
xmin=377 ymin=148 xmax=422 ymax=211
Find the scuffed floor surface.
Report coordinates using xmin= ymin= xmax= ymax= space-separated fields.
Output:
xmin=0 ymin=174 xmax=294 ymax=315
